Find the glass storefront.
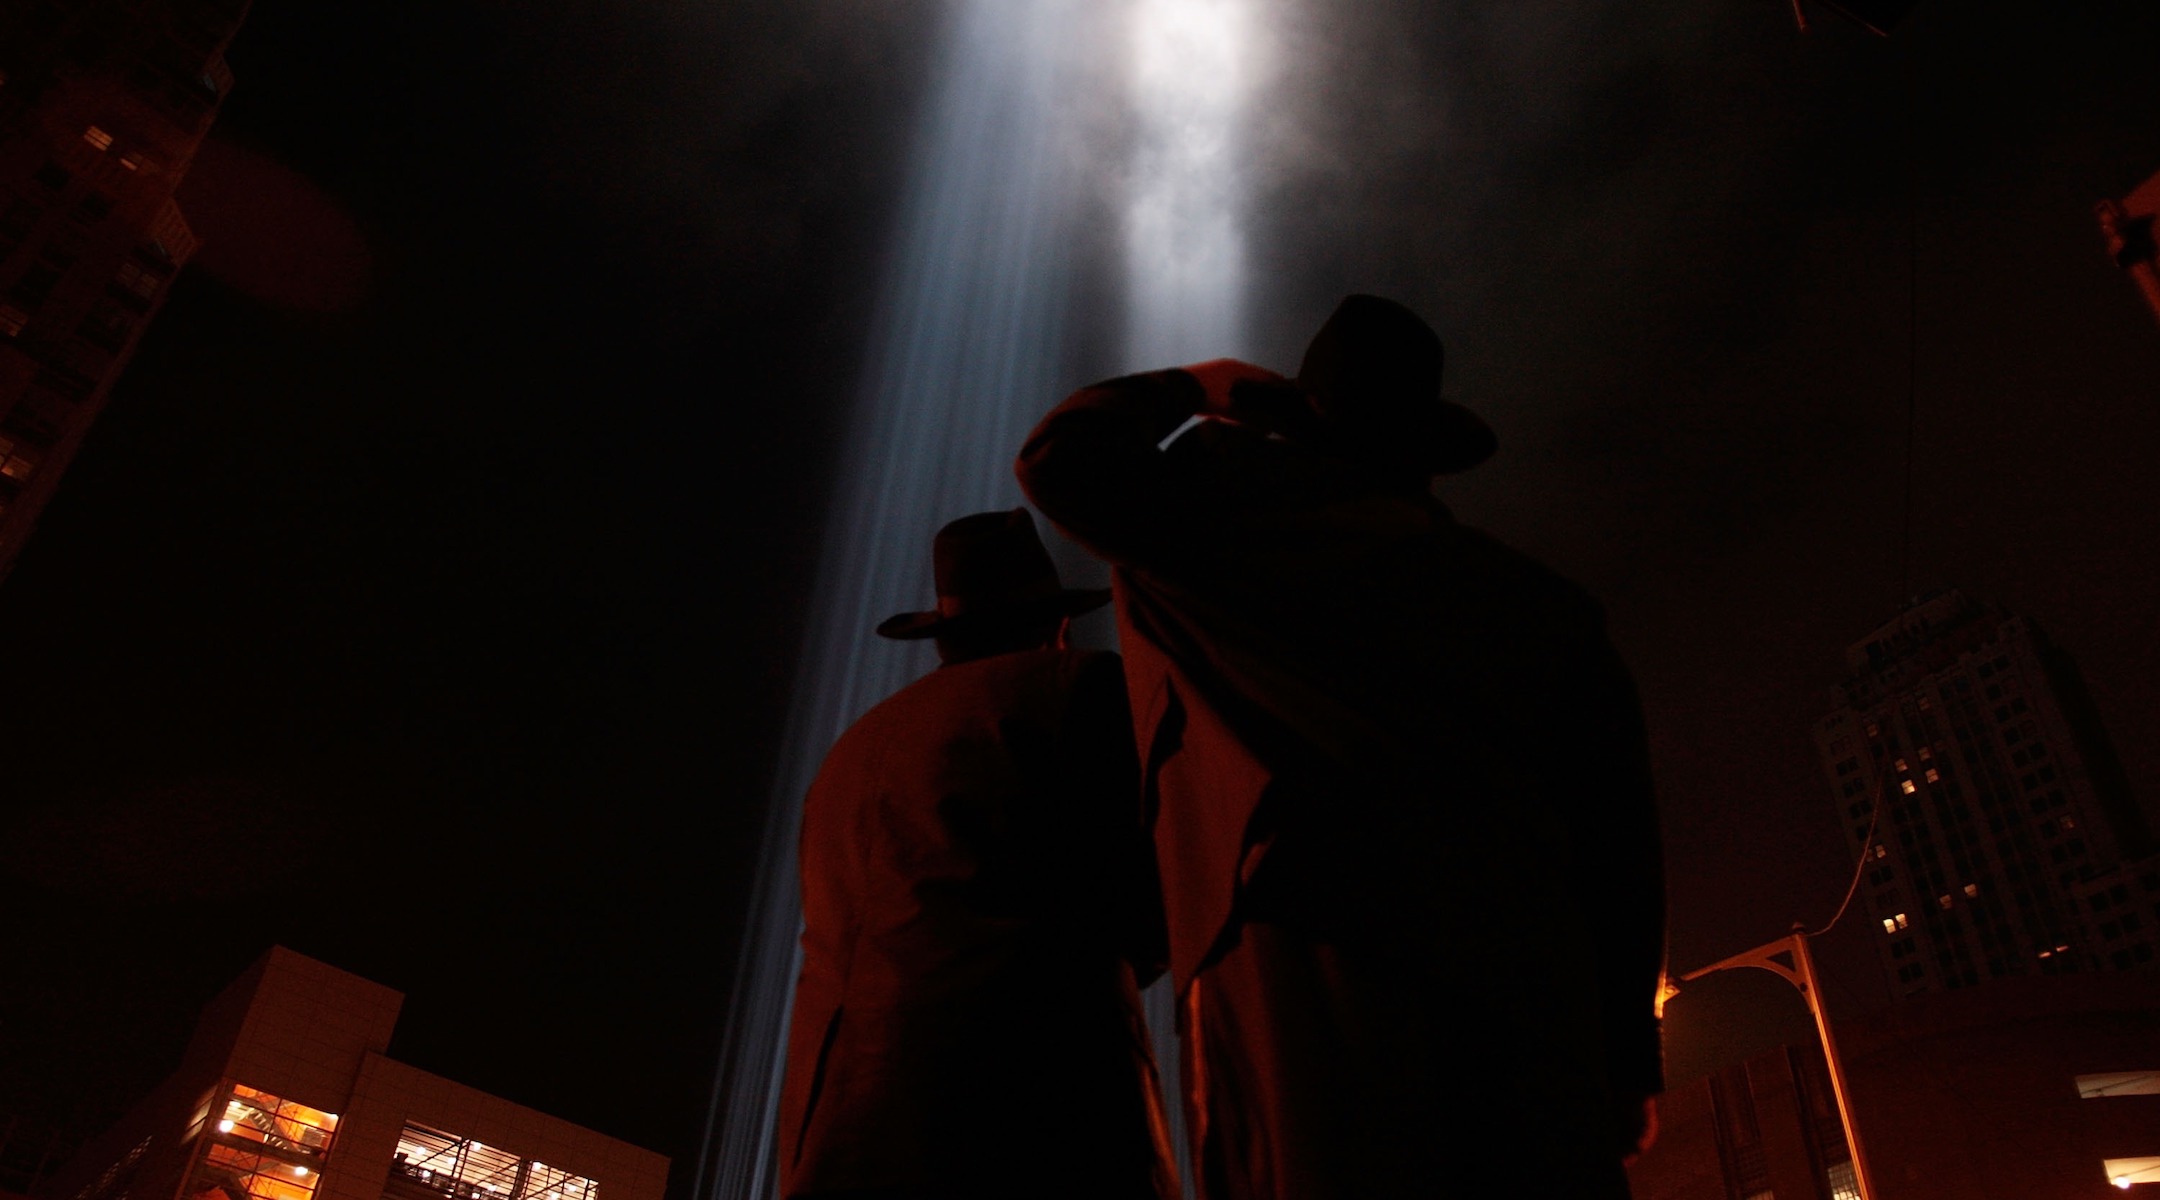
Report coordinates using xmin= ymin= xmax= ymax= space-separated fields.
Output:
xmin=179 ymin=1083 xmax=339 ymax=1200
xmin=386 ymin=1124 xmax=596 ymax=1200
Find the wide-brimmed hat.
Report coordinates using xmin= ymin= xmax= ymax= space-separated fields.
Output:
xmin=1294 ymin=293 xmax=1497 ymax=475
xmin=875 ymin=507 xmax=1112 ymax=641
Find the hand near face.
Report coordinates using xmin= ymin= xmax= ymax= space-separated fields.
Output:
xmin=1179 ymin=359 xmax=1318 ymax=443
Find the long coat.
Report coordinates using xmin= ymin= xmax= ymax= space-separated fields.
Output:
xmin=777 ymin=646 xmax=1177 ymax=1200
xmin=1016 ymin=368 xmax=1668 ymax=1139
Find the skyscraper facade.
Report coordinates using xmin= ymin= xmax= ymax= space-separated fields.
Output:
xmin=1814 ymin=590 xmax=2158 ymax=998
xmin=0 ymin=0 xmax=247 ymax=582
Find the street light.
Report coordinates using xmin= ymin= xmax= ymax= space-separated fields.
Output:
xmin=1671 ymin=921 xmax=1880 ymax=1200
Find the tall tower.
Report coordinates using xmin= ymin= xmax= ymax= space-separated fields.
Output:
xmin=0 ymin=0 xmax=249 ymax=583
xmin=1814 ymin=591 xmax=2157 ymax=999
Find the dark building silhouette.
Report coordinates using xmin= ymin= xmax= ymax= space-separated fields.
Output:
xmin=1629 ymin=973 xmax=2160 ymax=1198
xmin=0 ymin=0 xmax=246 ymax=581
xmin=2097 ymin=166 xmax=2160 ymax=328
xmin=1813 ymin=591 xmax=2158 ymax=999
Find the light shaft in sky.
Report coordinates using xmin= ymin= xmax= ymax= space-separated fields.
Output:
xmin=1125 ymin=0 xmax=1261 ymax=368
xmin=696 ymin=3 xmax=1259 ymax=1196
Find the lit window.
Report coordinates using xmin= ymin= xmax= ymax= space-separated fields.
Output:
xmin=1939 ymin=894 xmax=1954 ymax=910
xmin=1902 ymin=780 xmax=1917 ymax=794
xmin=1919 ymin=746 xmax=1933 ymax=760
xmin=2104 ymin=1157 xmax=2160 ymax=1188
xmin=1964 ymin=883 xmax=1979 ymax=897
xmin=83 ymin=126 xmax=114 ymax=151
xmin=1895 ymin=757 xmax=1910 ymax=772
xmin=1874 ymin=844 xmax=1889 ymax=859
xmin=118 ymin=153 xmax=143 ymax=171
xmin=1883 ymin=917 xmax=1899 ymax=934
xmin=184 ymin=1084 xmax=338 ymax=1200
xmin=1 ymin=454 xmax=36 ymax=481
xmin=391 ymin=1125 xmax=596 ymax=1200
xmin=1893 ymin=912 xmax=1909 ymax=929
xmin=2064 ymin=816 xmax=2077 ymax=830
xmin=1926 ymin=769 xmax=1941 ymax=783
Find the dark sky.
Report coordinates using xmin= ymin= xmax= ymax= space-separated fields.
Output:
xmin=3 ymin=0 xmax=2159 ymax=1193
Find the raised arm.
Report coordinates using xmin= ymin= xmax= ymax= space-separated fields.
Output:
xmin=1015 ymin=360 xmax=1293 ymax=572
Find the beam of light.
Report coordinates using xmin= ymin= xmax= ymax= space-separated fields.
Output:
xmin=1119 ymin=2 xmax=1263 ymax=1191
xmin=699 ymin=1 xmax=1263 ymax=1196
xmin=1124 ymin=0 xmax=1262 ymax=368
xmin=694 ymin=4 xmax=1089 ymax=1199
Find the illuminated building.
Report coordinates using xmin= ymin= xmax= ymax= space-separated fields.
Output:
xmin=28 ymin=948 xmax=667 ymax=1200
xmin=1630 ymin=972 xmax=2160 ymax=1199
xmin=1813 ymin=590 xmax=2157 ymax=998
xmin=0 ymin=0 xmax=242 ymax=581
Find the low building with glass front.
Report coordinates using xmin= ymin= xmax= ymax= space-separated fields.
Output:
xmin=32 ymin=948 xmax=666 ymax=1200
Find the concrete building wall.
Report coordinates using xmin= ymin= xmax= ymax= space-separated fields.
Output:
xmin=224 ymin=949 xmax=399 ymax=1118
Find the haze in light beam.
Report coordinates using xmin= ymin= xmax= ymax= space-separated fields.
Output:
xmin=1119 ymin=3 xmax=1264 ymax=1192
xmin=695 ymin=5 xmax=1088 ymax=1198
xmin=1125 ymin=0 xmax=1262 ymax=367
xmin=699 ymin=2 xmax=1264 ymax=1196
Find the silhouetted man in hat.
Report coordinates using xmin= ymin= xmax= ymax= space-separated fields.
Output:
xmin=1017 ymin=295 xmax=1666 ymax=1198
xmin=777 ymin=508 xmax=1178 ymax=1200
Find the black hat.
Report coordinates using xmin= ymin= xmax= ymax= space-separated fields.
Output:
xmin=875 ymin=508 xmax=1112 ymax=641
xmin=1294 ymin=294 xmax=1496 ymax=475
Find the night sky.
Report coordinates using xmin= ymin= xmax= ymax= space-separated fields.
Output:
xmin=3 ymin=0 xmax=2159 ymax=1193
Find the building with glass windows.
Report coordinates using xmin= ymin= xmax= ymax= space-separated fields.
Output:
xmin=30 ymin=948 xmax=667 ymax=1200
xmin=1812 ymin=590 xmax=2158 ymax=998
xmin=0 ymin=0 xmax=245 ymax=581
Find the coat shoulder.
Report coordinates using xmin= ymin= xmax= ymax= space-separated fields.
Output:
xmin=1446 ymin=522 xmax=1606 ymax=624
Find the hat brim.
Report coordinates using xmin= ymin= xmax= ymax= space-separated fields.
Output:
xmin=874 ymin=587 xmax=1113 ymax=641
xmin=1281 ymin=372 xmax=1496 ymax=476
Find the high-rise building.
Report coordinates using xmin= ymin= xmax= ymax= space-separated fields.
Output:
xmin=0 ymin=0 xmax=245 ymax=582
xmin=1813 ymin=590 xmax=2158 ymax=999
xmin=17 ymin=947 xmax=668 ymax=1200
